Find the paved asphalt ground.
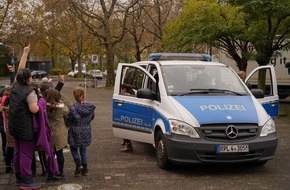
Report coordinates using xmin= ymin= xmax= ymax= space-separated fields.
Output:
xmin=0 ymin=78 xmax=290 ymax=190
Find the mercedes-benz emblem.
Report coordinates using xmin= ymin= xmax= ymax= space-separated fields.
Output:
xmin=225 ymin=125 xmax=238 ymax=139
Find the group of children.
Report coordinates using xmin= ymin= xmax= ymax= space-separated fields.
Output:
xmin=0 ymin=44 xmax=96 ymax=190
xmin=0 ymin=79 xmax=96 ymax=176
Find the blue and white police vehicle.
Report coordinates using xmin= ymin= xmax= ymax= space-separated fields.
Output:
xmin=112 ymin=53 xmax=278 ymax=169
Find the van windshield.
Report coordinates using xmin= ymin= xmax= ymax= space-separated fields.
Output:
xmin=161 ymin=65 xmax=248 ymax=96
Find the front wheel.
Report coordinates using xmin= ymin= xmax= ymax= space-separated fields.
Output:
xmin=155 ymin=131 xmax=171 ymax=170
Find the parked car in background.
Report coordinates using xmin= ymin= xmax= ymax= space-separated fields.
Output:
xmin=103 ymin=70 xmax=107 ymax=77
xmin=68 ymin=70 xmax=78 ymax=77
xmin=31 ymin=70 xmax=47 ymax=79
xmin=75 ymin=63 xmax=87 ymax=75
xmin=88 ymin=69 xmax=103 ymax=79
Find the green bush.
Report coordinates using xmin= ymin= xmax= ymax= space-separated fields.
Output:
xmin=50 ymin=68 xmax=65 ymax=75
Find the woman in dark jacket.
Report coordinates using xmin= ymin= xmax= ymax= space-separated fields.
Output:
xmin=9 ymin=44 xmax=41 ymax=189
xmin=67 ymin=87 xmax=95 ymax=176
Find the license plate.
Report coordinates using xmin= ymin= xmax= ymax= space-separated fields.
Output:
xmin=216 ymin=144 xmax=249 ymax=153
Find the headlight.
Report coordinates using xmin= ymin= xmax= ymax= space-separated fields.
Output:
xmin=169 ymin=120 xmax=200 ymax=138
xmin=260 ymin=118 xmax=276 ymax=137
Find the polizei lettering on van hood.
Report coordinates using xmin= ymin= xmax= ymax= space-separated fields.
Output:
xmin=200 ymin=104 xmax=246 ymax=111
xmin=173 ymin=96 xmax=258 ymax=124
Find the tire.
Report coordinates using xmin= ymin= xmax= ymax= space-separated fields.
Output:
xmin=155 ymin=131 xmax=171 ymax=170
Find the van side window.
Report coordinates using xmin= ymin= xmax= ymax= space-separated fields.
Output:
xmin=246 ymin=68 xmax=274 ymax=96
xmin=148 ymin=65 xmax=160 ymax=101
xmin=120 ymin=66 xmax=144 ymax=95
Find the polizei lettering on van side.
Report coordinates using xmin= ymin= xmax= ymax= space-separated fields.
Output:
xmin=200 ymin=104 xmax=246 ymax=111
xmin=120 ymin=115 xmax=143 ymax=125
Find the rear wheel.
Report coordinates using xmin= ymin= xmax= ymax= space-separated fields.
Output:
xmin=155 ymin=131 xmax=171 ymax=170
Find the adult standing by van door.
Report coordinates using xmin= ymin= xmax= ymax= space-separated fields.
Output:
xmin=9 ymin=44 xmax=41 ymax=190
xmin=238 ymin=71 xmax=251 ymax=89
xmin=120 ymin=83 xmax=134 ymax=152
xmin=238 ymin=71 xmax=246 ymax=82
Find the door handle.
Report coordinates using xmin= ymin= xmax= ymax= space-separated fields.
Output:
xmin=270 ymin=101 xmax=278 ymax=107
xmin=114 ymin=100 xmax=124 ymax=106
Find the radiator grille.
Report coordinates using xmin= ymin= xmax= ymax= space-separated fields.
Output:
xmin=200 ymin=124 xmax=258 ymax=141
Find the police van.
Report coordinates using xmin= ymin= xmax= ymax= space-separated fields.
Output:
xmin=112 ymin=53 xmax=278 ymax=169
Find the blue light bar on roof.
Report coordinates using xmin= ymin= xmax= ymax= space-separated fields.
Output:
xmin=148 ymin=53 xmax=212 ymax=61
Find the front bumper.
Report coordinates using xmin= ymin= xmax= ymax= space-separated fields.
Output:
xmin=164 ymin=133 xmax=278 ymax=164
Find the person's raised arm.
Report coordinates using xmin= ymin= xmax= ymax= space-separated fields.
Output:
xmin=55 ymin=74 xmax=65 ymax=92
xmin=18 ymin=44 xmax=30 ymax=71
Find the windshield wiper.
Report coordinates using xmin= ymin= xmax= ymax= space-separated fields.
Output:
xmin=207 ymin=88 xmax=246 ymax=96
xmin=177 ymin=89 xmax=209 ymax=96
xmin=178 ymin=89 xmax=246 ymax=96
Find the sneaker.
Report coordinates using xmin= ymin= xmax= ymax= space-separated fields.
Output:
xmin=120 ymin=143 xmax=133 ymax=152
xmin=74 ymin=167 xmax=82 ymax=177
xmin=57 ymin=173 xmax=65 ymax=179
xmin=81 ymin=168 xmax=88 ymax=176
xmin=46 ymin=175 xmax=61 ymax=183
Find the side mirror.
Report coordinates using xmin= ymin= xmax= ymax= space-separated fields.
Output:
xmin=137 ymin=88 xmax=155 ymax=100
xmin=251 ymin=89 xmax=264 ymax=99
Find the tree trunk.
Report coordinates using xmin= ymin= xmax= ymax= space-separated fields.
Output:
xmin=106 ymin=46 xmax=115 ymax=87
xmin=77 ymin=56 xmax=83 ymax=78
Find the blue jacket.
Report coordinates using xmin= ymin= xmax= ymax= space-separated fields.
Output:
xmin=67 ymin=102 xmax=95 ymax=148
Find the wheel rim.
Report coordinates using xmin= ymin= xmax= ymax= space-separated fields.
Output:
xmin=157 ymin=138 xmax=165 ymax=159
